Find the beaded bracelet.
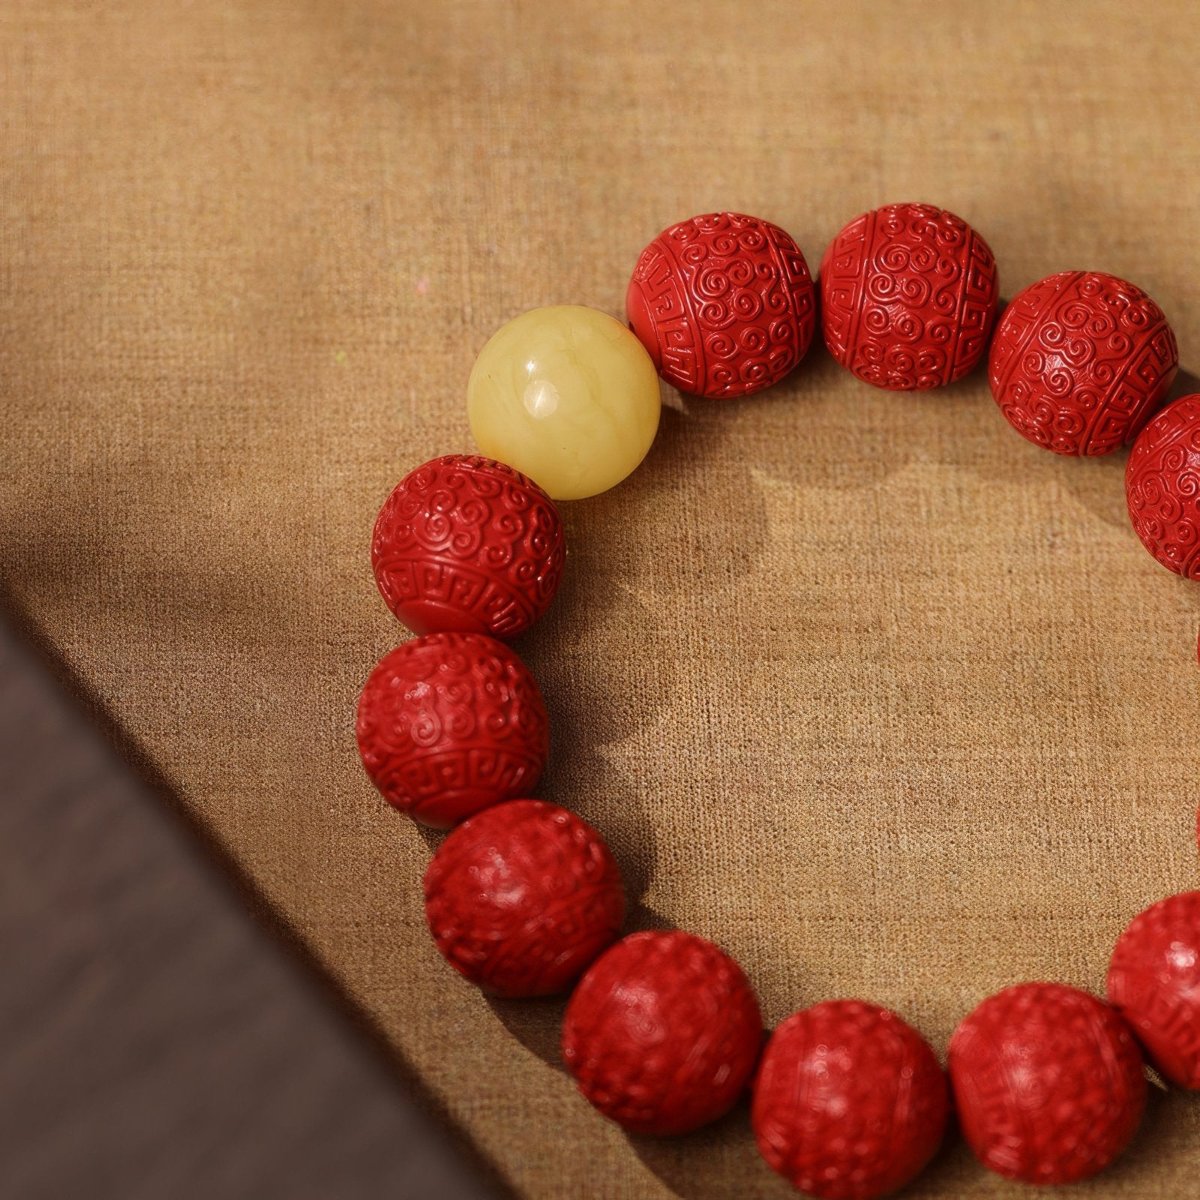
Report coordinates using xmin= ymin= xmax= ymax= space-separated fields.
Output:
xmin=355 ymin=205 xmax=1200 ymax=1198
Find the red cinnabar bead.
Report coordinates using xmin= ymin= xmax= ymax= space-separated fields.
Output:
xmin=989 ymin=271 xmax=1177 ymax=455
xmin=1126 ymin=393 xmax=1200 ymax=577
xmin=820 ymin=202 xmax=998 ymax=390
xmin=626 ymin=211 xmax=816 ymax=399
xmin=752 ymin=1000 xmax=948 ymax=1200
xmin=423 ymin=800 xmax=625 ymax=998
xmin=561 ymin=930 xmax=763 ymax=1135
xmin=355 ymin=632 xmax=549 ymax=828
xmin=371 ymin=454 xmax=565 ymax=639
xmin=949 ymin=982 xmax=1146 ymax=1184
xmin=1107 ymin=891 xmax=1200 ymax=1089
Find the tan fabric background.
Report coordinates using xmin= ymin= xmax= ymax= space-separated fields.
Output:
xmin=3 ymin=2 xmax=1199 ymax=1195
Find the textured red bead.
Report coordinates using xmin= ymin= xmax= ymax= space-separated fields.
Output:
xmin=949 ymin=982 xmax=1146 ymax=1184
xmin=355 ymin=632 xmax=549 ymax=829
xmin=1107 ymin=891 xmax=1200 ymax=1089
xmin=423 ymin=799 xmax=625 ymax=998
xmin=820 ymin=202 xmax=998 ymax=390
xmin=561 ymin=930 xmax=763 ymax=1135
xmin=1126 ymin=393 xmax=1200 ymax=577
xmin=626 ymin=211 xmax=816 ymax=399
xmin=989 ymin=271 xmax=1177 ymax=455
xmin=752 ymin=1000 xmax=948 ymax=1200
xmin=371 ymin=454 xmax=565 ymax=639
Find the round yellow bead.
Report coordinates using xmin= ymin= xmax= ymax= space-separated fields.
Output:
xmin=467 ymin=305 xmax=662 ymax=501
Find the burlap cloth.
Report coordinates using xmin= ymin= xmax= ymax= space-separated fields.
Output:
xmin=3 ymin=2 xmax=1199 ymax=1195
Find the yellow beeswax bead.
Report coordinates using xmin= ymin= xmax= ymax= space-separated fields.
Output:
xmin=467 ymin=305 xmax=661 ymax=501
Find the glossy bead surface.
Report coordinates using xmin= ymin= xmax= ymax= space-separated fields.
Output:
xmin=1107 ymin=891 xmax=1200 ymax=1089
xmin=752 ymin=1000 xmax=948 ymax=1200
xmin=561 ymin=930 xmax=763 ymax=1135
xmin=355 ymin=632 xmax=549 ymax=829
xmin=423 ymin=799 xmax=625 ymax=998
xmin=626 ymin=211 xmax=816 ymax=398
xmin=820 ymin=202 xmax=998 ymax=390
xmin=371 ymin=454 xmax=565 ymax=639
xmin=949 ymin=982 xmax=1146 ymax=1184
xmin=989 ymin=271 xmax=1177 ymax=455
xmin=1126 ymin=393 xmax=1200 ymax=576
xmin=467 ymin=305 xmax=661 ymax=501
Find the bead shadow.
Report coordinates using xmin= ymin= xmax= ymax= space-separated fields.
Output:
xmin=627 ymin=1026 xmax=977 ymax=1200
xmin=467 ymin=507 xmax=678 ymax=1071
xmin=625 ymin=1098 xmax=795 ymax=1200
xmin=546 ymin=344 xmax=925 ymax=624
xmin=1097 ymin=1086 xmax=1196 ymax=1188
xmin=900 ymin=342 xmax=1200 ymax=541
xmin=747 ymin=314 xmax=1200 ymax=549
xmin=477 ymin=902 xmax=679 ymax=1075
xmin=438 ymin=339 xmax=1200 ymax=1182
xmin=632 ymin=1085 xmax=1190 ymax=1200
xmin=469 ymin=375 xmax=872 ymax=1078
xmin=618 ymin=350 xmax=1200 ymax=1198
xmin=470 ymin=343 xmax=960 ymax=1134
xmin=628 ymin=1101 xmax=980 ymax=1200
xmin=653 ymin=345 xmax=914 ymax=491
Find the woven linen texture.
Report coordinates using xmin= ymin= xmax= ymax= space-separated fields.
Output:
xmin=2 ymin=2 xmax=1199 ymax=1195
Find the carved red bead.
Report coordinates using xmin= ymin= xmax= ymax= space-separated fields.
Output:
xmin=561 ymin=930 xmax=763 ymax=1135
xmin=355 ymin=632 xmax=549 ymax=829
xmin=1107 ymin=891 xmax=1200 ymax=1089
xmin=371 ymin=454 xmax=565 ymax=639
xmin=989 ymin=271 xmax=1178 ymax=455
xmin=820 ymin=202 xmax=998 ymax=390
xmin=949 ymin=982 xmax=1146 ymax=1184
xmin=752 ymin=1000 xmax=948 ymax=1200
xmin=626 ymin=211 xmax=816 ymax=399
xmin=423 ymin=799 xmax=625 ymax=998
xmin=1126 ymin=393 xmax=1200 ymax=577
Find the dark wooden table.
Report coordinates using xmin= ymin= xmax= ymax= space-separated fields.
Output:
xmin=0 ymin=614 xmax=504 ymax=1200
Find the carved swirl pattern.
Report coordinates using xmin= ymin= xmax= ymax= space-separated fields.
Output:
xmin=561 ymin=930 xmax=764 ymax=1136
xmin=1107 ymin=890 xmax=1200 ymax=1089
xmin=1125 ymin=393 xmax=1200 ymax=577
xmin=989 ymin=271 xmax=1178 ymax=455
xmin=348 ymin=213 xmax=1200 ymax=1188
xmin=423 ymin=799 xmax=626 ymax=998
xmin=752 ymin=1000 xmax=948 ymax=1200
xmin=371 ymin=454 xmax=565 ymax=639
xmin=948 ymin=982 xmax=1147 ymax=1185
xmin=355 ymin=632 xmax=549 ymax=829
xmin=820 ymin=202 xmax=999 ymax=390
xmin=626 ymin=211 xmax=816 ymax=399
